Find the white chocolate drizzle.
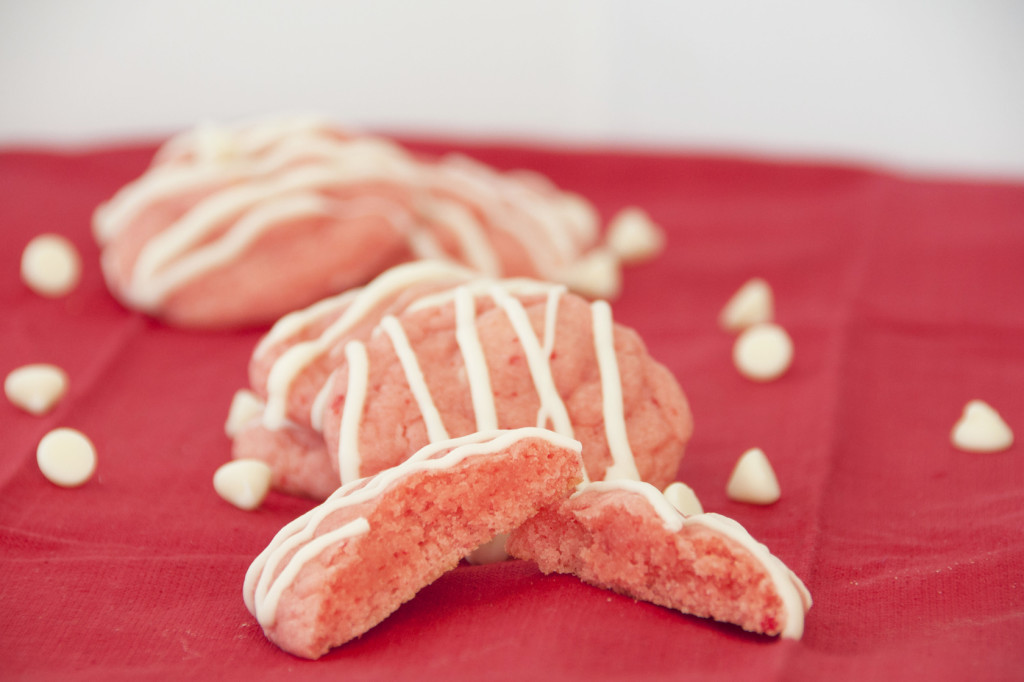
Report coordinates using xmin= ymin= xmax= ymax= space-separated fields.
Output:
xmin=260 ymin=261 xmax=474 ymax=430
xmin=246 ymin=264 xmax=644 ymax=487
xmin=95 ymin=117 xmax=600 ymax=313
xmin=454 ymin=287 xmax=497 ymax=432
xmin=591 ymin=300 xmax=640 ymax=480
xmin=379 ymin=315 xmax=450 ymax=443
xmin=309 ymin=372 xmax=335 ymax=434
xmin=489 ymin=286 xmax=573 ymax=437
xmin=338 ymin=341 xmax=370 ymax=483
xmin=575 ymin=480 xmax=812 ymax=639
xmin=244 ymin=428 xmax=582 ymax=627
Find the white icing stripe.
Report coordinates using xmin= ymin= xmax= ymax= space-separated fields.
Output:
xmin=541 ymin=287 xmax=562 ymax=359
xmin=253 ymin=284 xmax=358 ymax=372
xmin=126 ymin=194 xmax=329 ymax=309
xmin=591 ymin=301 xmax=641 ymax=481
xmin=454 ymin=287 xmax=498 ymax=432
xmin=217 ymin=116 xmax=332 ymax=158
xmin=160 ymin=114 xmax=330 ymax=165
xmin=263 ymin=341 xmax=329 ymax=430
xmin=131 ymin=166 xmax=342 ymax=282
xmin=255 ymin=287 xmax=357 ymax=361
xmin=338 ymin=341 xmax=370 ymax=483
xmin=97 ymin=134 xmax=337 ymax=243
xmin=574 ymin=480 xmax=810 ymax=639
xmin=427 ymin=157 xmax=579 ymax=277
xmin=405 ymin=277 xmax=562 ymax=313
xmin=256 ymin=517 xmax=370 ymax=627
xmin=114 ymin=148 xmax=419 ymax=301
xmin=489 ymin=286 xmax=573 ymax=437
xmin=579 ymin=480 xmax=683 ymax=530
xmin=94 ymin=165 xmax=237 ymax=244
xmin=262 ymin=261 xmax=473 ymax=429
xmin=243 ymin=467 xmax=372 ymax=617
xmin=379 ymin=316 xmax=450 ymax=443
xmin=128 ymin=176 xmax=414 ymax=309
xmin=424 ymin=199 xmax=502 ymax=276
xmin=309 ymin=371 xmax=336 ymax=433
xmin=244 ymin=428 xmax=582 ymax=627
xmin=404 ymin=222 xmax=454 ymax=263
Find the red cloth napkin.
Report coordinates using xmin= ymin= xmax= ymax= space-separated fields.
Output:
xmin=1 ymin=138 xmax=1022 ymax=681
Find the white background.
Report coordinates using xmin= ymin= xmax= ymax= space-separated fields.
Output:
xmin=2 ymin=0 xmax=1022 ymax=178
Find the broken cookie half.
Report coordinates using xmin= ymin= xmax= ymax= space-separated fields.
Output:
xmin=507 ymin=479 xmax=811 ymax=639
xmin=243 ymin=428 xmax=584 ymax=659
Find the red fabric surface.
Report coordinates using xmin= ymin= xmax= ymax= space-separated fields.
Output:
xmin=2 ymin=138 xmax=1022 ymax=681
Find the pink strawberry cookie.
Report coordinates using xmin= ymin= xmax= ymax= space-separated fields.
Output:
xmin=231 ymin=265 xmax=692 ymax=500
xmin=243 ymin=428 xmax=584 ymax=659
xmin=94 ymin=116 xmax=604 ymax=328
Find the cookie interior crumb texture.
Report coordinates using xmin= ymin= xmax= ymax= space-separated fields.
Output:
xmin=506 ymin=480 xmax=810 ymax=639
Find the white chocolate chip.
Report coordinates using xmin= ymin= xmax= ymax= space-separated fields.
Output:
xmin=21 ymin=234 xmax=82 ymax=298
xmin=663 ymin=481 xmax=704 ymax=516
xmin=726 ymin=447 xmax=781 ymax=505
xmin=465 ymin=533 xmax=510 ymax=565
xmin=720 ymin=278 xmax=774 ymax=331
xmin=733 ymin=322 xmax=793 ymax=382
xmin=558 ymin=193 xmax=598 ymax=233
xmin=951 ymin=400 xmax=1014 ymax=453
xmin=559 ymin=248 xmax=622 ymax=300
xmin=225 ymin=389 xmax=265 ymax=438
xmin=605 ymin=207 xmax=665 ymax=265
xmin=5 ymin=364 xmax=69 ymax=415
xmin=213 ymin=459 xmax=273 ymax=511
xmin=36 ymin=428 xmax=97 ymax=488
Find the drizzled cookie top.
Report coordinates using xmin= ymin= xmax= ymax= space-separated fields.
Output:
xmin=239 ymin=261 xmax=690 ymax=488
xmin=93 ymin=116 xmax=606 ymax=322
xmin=331 ymin=282 xmax=637 ymax=484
